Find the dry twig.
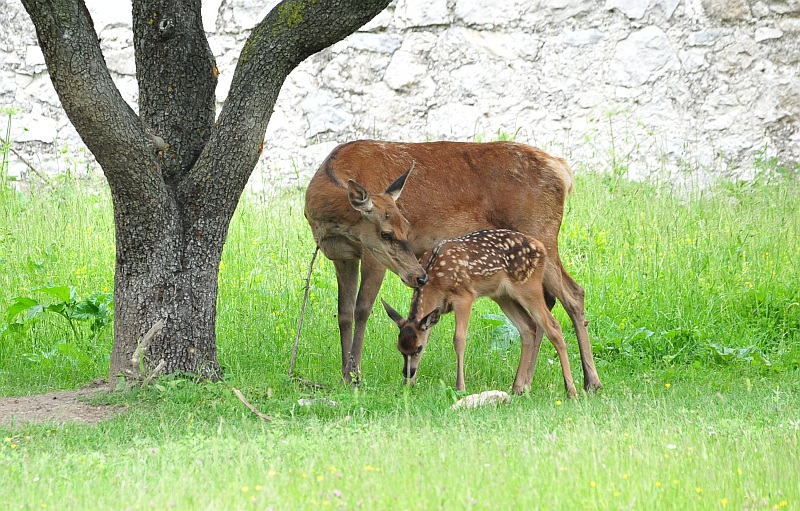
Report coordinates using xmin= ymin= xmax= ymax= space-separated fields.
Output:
xmin=288 ymin=246 xmax=319 ymax=377
xmin=232 ymin=387 xmax=272 ymax=421
xmin=142 ymin=359 xmax=166 ymax=388
xmin=0 ymin=136 xmax=56 ymax=188
xmin=131 ymin=318 xmax=166 ymax=368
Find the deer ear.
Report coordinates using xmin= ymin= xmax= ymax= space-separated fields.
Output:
xmin=348 ymin=179 xmax=374 ymax=213
xmin=420 ymin=307 xmax=441 ymax=331
xmin=381 ymin=298 xmax=405 ymax=327
xmin=384 ymin=162 xmax=415 ymax=201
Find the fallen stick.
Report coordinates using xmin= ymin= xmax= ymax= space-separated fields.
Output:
xmin=232 ymin=387 xmax=272 ymax=421
xmin=141 ymin=359 xmax=166 ymax=388
xmin=293 ymin=377 xmax=328 ymax=390
xmin=131 ymin=318 xmax=166 ymax=368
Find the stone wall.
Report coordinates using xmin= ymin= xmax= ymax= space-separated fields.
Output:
xmin=1 ymin=0 xmax=798 ymax=188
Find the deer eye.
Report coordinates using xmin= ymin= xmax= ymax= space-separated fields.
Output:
xmin=380 ymin=232 xmax=393 ymax=241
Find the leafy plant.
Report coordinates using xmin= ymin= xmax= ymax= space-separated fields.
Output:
xmin=481 ymin=313 xmax=519 ymax=352
xmin=6 ymin=285 xmax=113 ymax=343
xmin=0 ymin=106 xmax=22 ymax=192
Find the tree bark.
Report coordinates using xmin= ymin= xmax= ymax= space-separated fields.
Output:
xmin=20 ymin=0 xmax=392 ymax=381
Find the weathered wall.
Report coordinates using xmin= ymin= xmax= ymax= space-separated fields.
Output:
xmin=1 ymin=0 xmax=798 ymax=187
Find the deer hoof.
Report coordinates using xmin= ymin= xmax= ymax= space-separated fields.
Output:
xmin=583 ymin=379 xmax=603 ymax=393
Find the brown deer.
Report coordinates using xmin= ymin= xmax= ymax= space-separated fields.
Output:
xmin=304 ymin=140 xmax=601 ymax=391
xmin=381 ymin=229 xmax=578 ymax=396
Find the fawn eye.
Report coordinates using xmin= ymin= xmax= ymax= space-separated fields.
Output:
xmin=380 ymin=232 xmax=393 ymax=241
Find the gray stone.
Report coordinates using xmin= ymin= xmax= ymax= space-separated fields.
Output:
xmin=754 ymin=27 xmax=784 ymax=42
xmin=202 ymin=0 xmax=225 ymax=32
xmin=687 ymin=28 xmax=735 ymax=46
xmin=454 ymin=28 xmax=540 ymax=60
xmin=24 ymin=45 xmax=45 ymax=68
xmin=300 ymin=89 xmax=353 ymax=138
xmin=560 ymin=28 xmax=608 ymax=46
xmin=383 ymin=34 xmax=436 ymax=93
xmin=85 ymin=0 xmax=132 ymax=33
xmin=360 ymin=8 xmax=395 ymax=32
xmin=653 ymin=0 xmax=681 ymax=18
xmin=104 ymin=48 xmax=136 ymax=76
xmin=22 ymin=74 xmax=60 ymax=107
xmin=15 ymin=112 xmax=58 ymax=143
xmin=701 ymin=0 xmax=752 ymax=20
xmin=427 ymin=103 xmax=484 ymax=138
xmin=765 ymin=0 xmax=800 ymax=15
xmin=539 ymin=0 xmax=594 ymax=22
xmin=610 ymin=26 xmax=678 ymax=86
xmin=605 ymin=0 xmax=650 ymax=20
xmin=751 ymin=1 xmax=772 ymax=17
xmin=395 ymin=0 xmax=451 ymax=27
xmin=344 ymin=33 xmax=402 ymax=54
xmin=778 ymin=17 xmax=800 ymax=32
xmin=679 ymin=48 xmax=708 ymax=73
xmin=454 ymin=0 xmax=529 ymax=27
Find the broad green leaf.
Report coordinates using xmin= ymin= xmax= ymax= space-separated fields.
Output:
xmin=26 ymin=304 xmax=46 ymax=320
xmin=480 ymin=314 xmax=508 ymax=328
xmin=33 ymin=285 xmax=75 ymax=303
xmin=6 ymin=297 xmax=38 ymax=323
xmin=73 ymin=301 xmax=101 ymax=320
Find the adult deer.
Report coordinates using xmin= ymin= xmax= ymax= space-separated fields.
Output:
xmin=381 ymin=229 xmax=578 ymax=396
xmin=304 ymin=140 xmax=601 ymax=391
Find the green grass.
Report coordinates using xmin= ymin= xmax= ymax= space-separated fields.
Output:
xmin=1 ymin=166 xmax=799 ymax=510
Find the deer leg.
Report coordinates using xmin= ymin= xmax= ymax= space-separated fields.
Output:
xmin=333 ymin=259 xmax=359 ymax=383
xmin=517 ymin=285 xmax=579 ymax=397
xmin=525 ymin=323 xmax=544 ymax=388
xmin=543 ymin=261 xmax=602 ymax=392
xmin=522 ymin=288 xmax=555 ymax=387
xmin=494 ymin=297 xmax=537 ymax=395
xmin=451 ymin=299 xmax=474 ymax=392
xmin=348 ymin=251 xmax=387 ymax=385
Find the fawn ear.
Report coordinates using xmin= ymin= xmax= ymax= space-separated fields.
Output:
xmin=420 ymin=308 xmax=441 ymax=331
xmin=381 ymin=298 xmax=405 ymax=327
xmin=348 ymin=179 xmax=374 ymax=213
xmin=384 ymin=162 xmax=415 ymax=201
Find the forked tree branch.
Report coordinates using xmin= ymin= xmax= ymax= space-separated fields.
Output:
xmin=177 ymin=0 xmax=392 ymax=220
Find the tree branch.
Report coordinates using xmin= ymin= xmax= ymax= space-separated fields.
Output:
xmin=20 ymin=0 xmax=159 ymax=190
xmin=133 ymin=0 xmax=217 ymax=186
xmin=177 ymin=0 xmax=392 ymax=221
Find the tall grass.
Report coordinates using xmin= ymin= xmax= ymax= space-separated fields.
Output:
xmin=1 ymin=159 xmax=798 ymax=510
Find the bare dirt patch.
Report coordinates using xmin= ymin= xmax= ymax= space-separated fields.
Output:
xmin=0 ymin=379 xmax=126 ymax=427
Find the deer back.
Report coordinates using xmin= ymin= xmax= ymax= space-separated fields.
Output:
xmin=305 ymin=140 xmax=573 ymax=263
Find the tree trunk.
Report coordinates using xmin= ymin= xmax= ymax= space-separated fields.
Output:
xmin=20 ymin=0 xmax=392 ymax=382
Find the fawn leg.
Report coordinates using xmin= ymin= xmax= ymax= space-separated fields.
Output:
xmin=451 ymin=299 xmax=474 ymax=392
xmin=494 ymin=296 xmax=538 ymax=394
xmin=516 ymin=284 xmax=579 ymax=397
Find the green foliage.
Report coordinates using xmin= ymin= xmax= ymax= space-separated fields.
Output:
xmin=0 ymin=106 xmax=22 ymax=192
xmin=0 ymin=138 xmax=799 ymax=509
xmin=6 ymin=285 xmax=112 ymax=343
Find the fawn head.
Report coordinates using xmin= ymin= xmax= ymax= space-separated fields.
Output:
xmin=381 ymin=298 xmax=441 ymax=384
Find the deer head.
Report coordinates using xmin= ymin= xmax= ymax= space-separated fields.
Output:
xmin=347 ymin=165 xmax=428 ymax=288
xmin=382 ymin=298 xmax=441 ymax=384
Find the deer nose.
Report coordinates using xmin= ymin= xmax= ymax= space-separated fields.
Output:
xmin=403 ymin=367 xmax=417 ymax=379
xmin=416 ymin=274 xmax=428 ymax=287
